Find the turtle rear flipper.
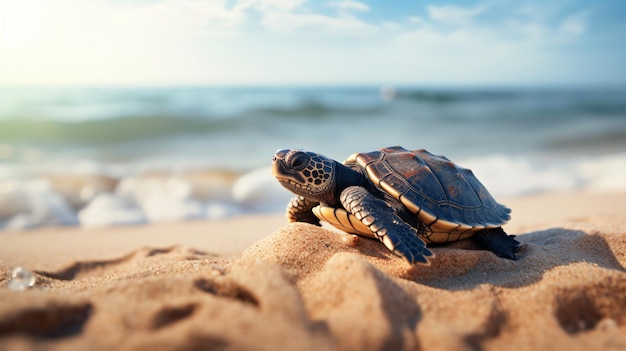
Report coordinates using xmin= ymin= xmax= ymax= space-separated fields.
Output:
xmin=471 ymin=227 xmax=521 ymax=260
xmin=340 ymin=186 xmax=434 ymax=265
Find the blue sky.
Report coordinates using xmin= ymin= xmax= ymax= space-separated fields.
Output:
xmin=0 ymin=0 xmax=625 ymax=86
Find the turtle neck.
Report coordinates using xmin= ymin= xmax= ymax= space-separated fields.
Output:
xmin=331 ymin=161 xmax=370 ymax=204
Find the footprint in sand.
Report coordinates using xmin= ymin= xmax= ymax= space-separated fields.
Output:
xmin=150 ymin=303 xmax=198 ymax=330
xmin=194 ymin=278 xmax=259 ymax=308
xmin=0 ymin=302 xmax=93 ymax=339
xmin=554 ymin=278 xmax=626 ymax=334
xmin=34 ymin=246 xmax=215 ymax=281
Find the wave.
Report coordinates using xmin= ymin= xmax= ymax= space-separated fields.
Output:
xmin=545 ymin=128 xmax=626 ymax=152
xmin=0 ymin=166 xmax=292 ymax=230
xmin=253 ymin=100 xmax=383 ymax=119
xmin=395 ymin=90 xmax=520 ymax=103
xmin=0 ymin=100 xmax=383 ymax=146
xmin=0 ymin=115 xmax=236 ymax=145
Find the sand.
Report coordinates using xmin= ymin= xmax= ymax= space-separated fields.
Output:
xmin=0 ymin=191 xmax=625 ymax=351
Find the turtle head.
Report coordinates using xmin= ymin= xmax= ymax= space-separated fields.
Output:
xmin=272 ymin=149 xmax=337 ymax=204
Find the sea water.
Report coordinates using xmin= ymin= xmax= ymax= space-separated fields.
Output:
xmin=0 ymin=86 xmax=625 ymax=230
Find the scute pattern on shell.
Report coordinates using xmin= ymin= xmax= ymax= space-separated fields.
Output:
xmin=349 ymin=146 xmax=511 ymax=233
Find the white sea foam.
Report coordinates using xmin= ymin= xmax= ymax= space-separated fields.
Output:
xmin=78 ymin=193 xmax=147 ymax=228
xmin=461 ymin=152 xmax=626 ymax=197
xmin=576 ymin=155 xmax=626 ymax=192
xmin=0 ymin=179 xmax=78 ymax=230
xmin=232 ymin=166 xmax=292 ymax=213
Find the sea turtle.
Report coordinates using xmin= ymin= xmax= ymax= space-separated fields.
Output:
xmin=271 ymin=146 xmax=521 ymax=265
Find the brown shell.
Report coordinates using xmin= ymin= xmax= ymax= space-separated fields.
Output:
xmin=345 ymin=146 xmax=511 ymax=237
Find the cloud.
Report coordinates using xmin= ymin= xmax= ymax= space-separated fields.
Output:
xmin=427 ymin=5 xmax=485 ymax=23
xmin=243 ymin=0 xmax=376 ymax=35
xmin=328 ymin=0 xmax=370 ymax=13
xmin=235 ymin=0 xmax=307 ymax=12
xmin=408 ymin=16 xmax=424 ymax=24
xmin=386 ymin=1 xmax=618 ymax=85
xmin=260 ymin=11 xmax=377 ymax=35
xmin=559 ymin=12 xmax=588 ymax=35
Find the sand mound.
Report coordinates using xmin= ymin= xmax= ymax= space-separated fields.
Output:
xmin=1 ymin=216 xmax=625 ymax=350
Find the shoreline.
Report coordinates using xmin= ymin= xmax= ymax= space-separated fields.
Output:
xmin=1 ymin=190 xmax=625 ymax=270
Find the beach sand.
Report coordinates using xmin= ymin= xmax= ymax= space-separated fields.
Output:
xmin=0 ymin=191 xmax=625 ymax=350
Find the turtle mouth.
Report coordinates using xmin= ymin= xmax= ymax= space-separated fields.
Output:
xmin=272 ymin=159 xmax=306 ymax=185
xmin=277 ymin=178 xmax=312 ymax=192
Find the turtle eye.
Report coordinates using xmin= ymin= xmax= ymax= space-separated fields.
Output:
xmin=290 ymin=153 xmax=309 ymax=170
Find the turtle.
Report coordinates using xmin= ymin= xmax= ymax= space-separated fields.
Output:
xmin=271 ymin=146 xmax=521 ymax=265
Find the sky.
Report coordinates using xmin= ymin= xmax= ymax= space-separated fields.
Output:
xmin=0 ymin=0 xmax=625 ymax=86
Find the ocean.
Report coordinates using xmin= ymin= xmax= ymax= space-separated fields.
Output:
xmin=1 ymin=86 xmax=625 ymax=230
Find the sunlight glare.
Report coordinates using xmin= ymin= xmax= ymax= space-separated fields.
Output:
xmin=0 ymin=0 xmax=48 ymax=52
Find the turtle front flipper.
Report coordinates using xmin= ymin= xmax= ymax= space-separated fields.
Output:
xmin=287 ymin=195 xmax=321 ymax=225
xmin=340 ymin=186 xmax=434 ymax=265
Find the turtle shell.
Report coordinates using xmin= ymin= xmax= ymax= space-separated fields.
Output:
xmin=346 ymin=146 xmax=511 ymax=242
